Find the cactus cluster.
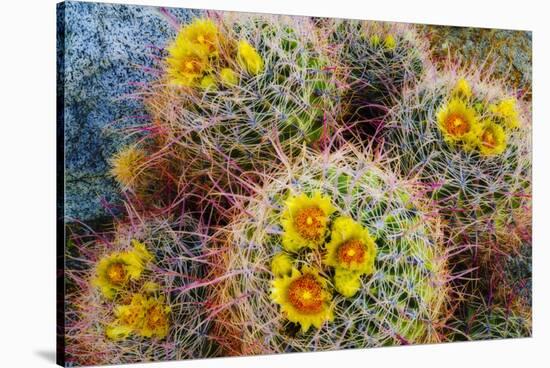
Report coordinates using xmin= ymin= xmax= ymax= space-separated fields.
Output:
xmin=210 ymin=146 xmax=450 ymax=355
xmin=64 ymin=215 xmax=217 ymax=365
xmin=62 ymin=7 xmax=532 ymax=366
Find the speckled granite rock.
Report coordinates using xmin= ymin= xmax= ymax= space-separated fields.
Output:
xmin=57 ymin=1 xmax=200 ymax=221
xmin=418 ymin=25 xmax=532 ymax=99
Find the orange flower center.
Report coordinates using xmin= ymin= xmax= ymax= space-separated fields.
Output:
xmin=181 ymin=57 xmax=203 ymax=74
xmin=337 ymin=239 xmax=366 ymax=266
xmin=287 ymin=274 xmax=324 ymax=314
xmin=195 ymin=34 xmax=216 ymax=53
xmin=145 ymin=304 xmax=168 ymax=331
xmin=294 ymin=207 xmax=326 ymax=241
xmin=107 ymin=262 xmax=127 ymax=285
xmin=482 ymin=129 xmax=496 ymax=148
xmin=120 ymin=304 xmax=143 ymax=326
xmin=445 ymin=113 xmax=471 ymax=137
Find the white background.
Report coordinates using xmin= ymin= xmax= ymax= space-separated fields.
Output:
xmin=0 ymin=0 xmax=547 ymax=367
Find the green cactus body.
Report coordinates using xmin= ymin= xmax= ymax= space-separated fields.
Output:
xmin=64 ymin=216 xmax=218 ymax=365
xmin=211 ymin=146 xmax=450 ymax=355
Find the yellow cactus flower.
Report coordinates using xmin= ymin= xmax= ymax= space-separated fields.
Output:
xmin=116 ymin=294 xmax=147 ymax=327
xmin=324 ymin=217 xmax=377 ymax=275
xmin=436 ymin=98 xmax=480 ymax=145
xmin=271 ymin=267 xmax=333 ymax=332
xmin=142 ymin=281 xmax=161 ymax=293
xmin=281 ymin=191 xmax=336 ymax=252
xmin=93 ymin=240 xmax=153 ymax=299
xmin=333 ymin=269 xmax=362 ymax=298
xmin=131 ymin=240 xmax=154 ymax=262
xmin=140 ymin=296 xmax=171 ymax=339
xmin=166 ymin=41 xmax=209 ymax=87
xmin=105 ymin=324 xmax=134 ymax=341
xmin=109 ymin=145 xmax=147 ymax=190
xmin=489 ymin=98 xmax=521 ymax=129
xmin=106 ymin=293 xmax=170 ymax=340
xmin=452 ymin=78 xmax=472 ymax=100
xmin=370 ymin=34 xmax=381 ymax=47
xmin=106 ymin=293 xmax=147 ymax=340
xmin=477 ymin=120 xmax=507 ymax=156
xmin=237 ymin=40 xmax=264 ymax=75
xmin=271 ymin=252 xmax=294 ymax=277
xmin=176 ymin=18 xmax=220 ymax=57
xmin=200 ymin=74 xmax=217 ymax=90
xmin=384 ymin=34 xmax=396 ymax=50
xmin=220 ymin=67 xmax=239 ymax=86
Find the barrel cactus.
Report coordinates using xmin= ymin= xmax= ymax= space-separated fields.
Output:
xmin=64 ymin=215 xmax=218 ymax=365
xmin=384 ymin=70 xmax=532 ymax=249
xmin=324 ymin=19 xmax=430 ymax=134
xmin=383 ymin=70 xmax=531 ymax=342
xmin=210 ymin=146 xmax=450 ymax=355
xmin=135 ymin=13 xmax=337 ymax=220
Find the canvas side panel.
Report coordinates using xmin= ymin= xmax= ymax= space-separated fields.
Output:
xmin=56 ymin=2 xmax=66 ymax=367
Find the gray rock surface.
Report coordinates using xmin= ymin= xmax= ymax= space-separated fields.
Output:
xmin=418 ymin=25 xmax=532 ymax=99
xmin=58 ymin=1 xmax=200 ymax=221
